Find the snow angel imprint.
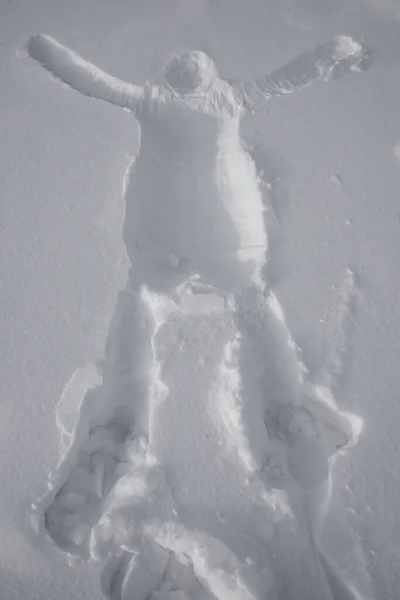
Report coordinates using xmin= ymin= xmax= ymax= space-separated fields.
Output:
xmin=28 ymin=33 xmax=366 ymax=599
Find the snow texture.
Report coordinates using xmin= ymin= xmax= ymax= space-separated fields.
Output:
xmin=2 ymin=1 xmax=400 ymax=600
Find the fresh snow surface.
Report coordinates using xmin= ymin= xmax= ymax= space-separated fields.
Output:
xmin=2 ymin=1 xmax=400 ymax=599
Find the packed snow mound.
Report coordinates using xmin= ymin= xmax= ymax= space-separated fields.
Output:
xmin=333 ymin=35 xmax=363 ymax=60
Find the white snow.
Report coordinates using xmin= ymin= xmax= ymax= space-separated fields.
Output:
xmin=2 ymin=1 xmax=400 ymax=599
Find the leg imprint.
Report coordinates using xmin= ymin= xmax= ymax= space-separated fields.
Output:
xmin=224 ymin=285 xmax=358 ymax=486
xmin=213 ymin=285 xmax=307 ymax=474
xmin=41 ymin=279 xmax=173 ymax=555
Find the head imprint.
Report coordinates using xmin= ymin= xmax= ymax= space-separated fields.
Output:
xmin=164 ymin=51 xmax=218 ymax=94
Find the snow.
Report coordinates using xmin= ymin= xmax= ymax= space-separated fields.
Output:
xmin=2 ymin=1 xmax=400 ymax=599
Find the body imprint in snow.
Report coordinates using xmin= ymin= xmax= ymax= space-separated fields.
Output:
xmin=28 ymin=34 xmax=367 ymax=600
